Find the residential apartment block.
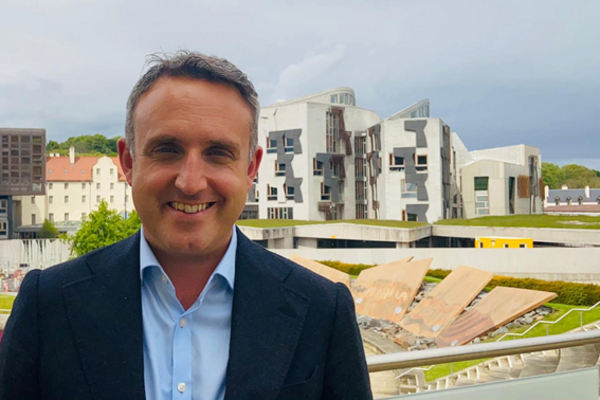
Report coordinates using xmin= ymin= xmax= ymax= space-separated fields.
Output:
xmin=13 ymin=147 xmax=133 ymax=237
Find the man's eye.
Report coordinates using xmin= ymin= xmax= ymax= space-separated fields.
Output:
xmin=208 ymin=149 xmax=231 ymax=158
xmin=155 ymin=147 xmax=178 ymax=154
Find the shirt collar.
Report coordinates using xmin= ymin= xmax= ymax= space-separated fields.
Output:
xmin=139 ymin=226 xmax=237 ymax=290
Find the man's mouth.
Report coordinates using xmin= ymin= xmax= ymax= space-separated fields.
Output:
xmin=168 ymin=201 xmax=215 ymax=214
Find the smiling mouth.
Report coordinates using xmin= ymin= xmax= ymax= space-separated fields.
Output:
xmin=168 ymin=201 xmax=215 ymax=214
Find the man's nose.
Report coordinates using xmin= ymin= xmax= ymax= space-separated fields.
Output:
xmin=174 ymin=154 xmax=208 ymax=196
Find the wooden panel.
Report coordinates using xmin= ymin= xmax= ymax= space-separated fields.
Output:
xmin=436 ymin=287 xmax=557 ymax=347
xmin=399 ymin=266 xmax=493 ymax=338
xmin=290 ymin=254 xmax=351 ymax=288
xmin=351 ymin=257 xmax=430 ymax=324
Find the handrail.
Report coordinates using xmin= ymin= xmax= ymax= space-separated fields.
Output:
xmin=366 ymin=329 xmax=600 ymax=373
xmin=495 ymin=299 xmax=600 ymax=342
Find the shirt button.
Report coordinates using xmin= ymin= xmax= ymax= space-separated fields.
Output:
xmin=177 ymin=382 xmax=186 ymax=393
xmin=180 ymin=318 xmax=187 ymax=328
xmin=161 ymin=275 xmax=168 ymax=283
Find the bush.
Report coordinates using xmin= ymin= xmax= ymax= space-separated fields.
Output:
xmin=320 ymin=262 xmax=600 ymax=306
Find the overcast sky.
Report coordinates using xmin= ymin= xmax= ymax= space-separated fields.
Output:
xmin=1 ymin=0 xmax=598 ymax=168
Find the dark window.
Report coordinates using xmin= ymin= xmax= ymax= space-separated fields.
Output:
xmin=474 ymin=177 xmax=489 ymax=191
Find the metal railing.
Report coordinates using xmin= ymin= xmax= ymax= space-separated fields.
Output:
xmin=495 ymin=300 xmax=600 ymax=341
xmin=367 ymin=329 xmax=600 ymax=373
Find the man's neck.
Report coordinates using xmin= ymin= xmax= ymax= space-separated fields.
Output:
xmin=150 ymin=243 xmax=230 ymax=311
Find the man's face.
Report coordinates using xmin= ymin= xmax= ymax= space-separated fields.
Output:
xmin=119 ymin=76 xmax=262 ymax=260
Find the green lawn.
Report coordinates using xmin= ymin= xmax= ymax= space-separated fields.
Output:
xmin=436 ymin=214 xmax=600 ymax=229
xmin=236 ymin=219 xmax=427 ymax=229
xmin=423 ymin=302 xmax=600 ymax=381
xmin=0 ymin=294 xmax=15 ymax=313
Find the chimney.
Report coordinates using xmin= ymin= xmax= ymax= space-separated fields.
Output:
xmin=561 ymin=184 xmax=568 ymax=190
xmin=545 ymin=185 xmax=549 ymax=199
xmin=585 ymin=185 xmax=590 ymax=198
xmin=69 ymin=146 xmax=75 ymax=165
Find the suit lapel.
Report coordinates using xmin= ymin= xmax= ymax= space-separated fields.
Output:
xmin=225 ymin=230 xmax=310 ymax=400
xmin=62 ymin=232 xmax=146 ymax=400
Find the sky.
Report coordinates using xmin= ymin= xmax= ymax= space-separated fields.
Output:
xmin=1 ymin=0 xmax=599 ymax=169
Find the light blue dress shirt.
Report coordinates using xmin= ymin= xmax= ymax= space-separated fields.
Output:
xmin=140 ymin=227 xmax=237 ymax=400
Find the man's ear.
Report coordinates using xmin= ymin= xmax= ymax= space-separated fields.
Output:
xmin=118 ymin=138 xmax=134 ymax=186
xmin=247 ymin=146 xmax=263 ymax=190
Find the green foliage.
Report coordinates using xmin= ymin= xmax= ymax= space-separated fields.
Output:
xmin=542 ymin=161 xmax=600 ymax=189
xmin=39 ymin=219 xmax=59 ymax=238
xmin=61 ymin=200 xmax=141 ymax=257
xmin=46 ymin=134 xmax=120 ymax=156
xmin=318 ymin=260 xmax=376 ymax=276
xmin=436 ymin=214 xmax=600 ymax=230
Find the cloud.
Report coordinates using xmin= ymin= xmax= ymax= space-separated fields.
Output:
xmin=268 ymin=45 xmax=346 ymax=104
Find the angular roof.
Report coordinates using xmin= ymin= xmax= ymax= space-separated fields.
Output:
xmin=46 ymin=156 xmax=126 ymax=182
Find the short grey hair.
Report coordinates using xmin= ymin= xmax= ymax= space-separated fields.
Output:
xmin=125 ymin=50 xmax=260 ymax=161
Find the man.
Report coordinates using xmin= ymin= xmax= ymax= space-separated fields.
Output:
xmin=0 ymin=51 xmax=372 ymax=400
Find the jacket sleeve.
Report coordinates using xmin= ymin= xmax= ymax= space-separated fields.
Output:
xmin=0 ymin=269 xmax=41 ymax=400
xmin=322 ymin=283 xmax=373 ymax=400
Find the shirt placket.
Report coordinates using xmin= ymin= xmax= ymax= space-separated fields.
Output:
xmin=171 ymin=308 xmax=193 ymax=400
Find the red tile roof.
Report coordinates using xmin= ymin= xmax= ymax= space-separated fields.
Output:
xmin=46 ymin=156 xmax=126 ymax=182
xmin=544 ymin=205 xmax=600 ymax=213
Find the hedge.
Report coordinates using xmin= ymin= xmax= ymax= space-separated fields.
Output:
xmin=318 ymin=262 xmax=600 ymax=306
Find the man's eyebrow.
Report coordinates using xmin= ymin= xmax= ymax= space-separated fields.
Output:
xmin=207 ymin=139 xmax=240 ymax=154
xmin=144 ymin=134 xmax=183 ymax=149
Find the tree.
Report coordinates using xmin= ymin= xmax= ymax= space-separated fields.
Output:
xmin=562 ymin=164 xmax=600 ymax=188
xmin=46 ymin=140 xmax=60 ymax=151
xmin=61 ymin=200 xmax=141 ymax=257
xmin=541 ymin=162 xmax=565 ymax=189
xmin=39 ymin=219 xmax=59 ymax=239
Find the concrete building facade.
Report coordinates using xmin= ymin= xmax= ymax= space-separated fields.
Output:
xmin=248 ymin=88 xmax=461 ymax=223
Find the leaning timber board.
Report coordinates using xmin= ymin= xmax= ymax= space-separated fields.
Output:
xmin=290 ymin=254 xmax=351 ymax=288
xmin=399 ymin=266 xmax=494 ymax=338
xmin=435 ymin=287 xmax=557 ymax=347
xmin=351 ymin=257 xmax=430 ymax=324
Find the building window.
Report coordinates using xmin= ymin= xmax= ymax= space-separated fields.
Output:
xmin=313 ymin=158 xmax=324 ymax=176
xmin=49 ymin=182 xmax=53 ymax=190
xmin=389 ymin=154 xmax=405 ymax=171
xmin=401 ymin=180 xmax=417 ymax=198
xmin=64 ymin=195 xmax=69 ymax=204
xmin=31 ymin=214 xmax=36 ymax=225
xmin=49 ymin=213 xmax=54 ymax=223
xmin=275 ymin=162 xmax=286 ymax=177
xmin=96 ymin=168 xmax=100 ymax=175
xmin=355 ymin=204 xmax=367 ymax=219
xmin=355 ymin=158 xmax=366 ymax=178
xmin=285 ymin=185 xmax=294 ymax=200
xmin=355 ymin=181 xmax=367 ymax=201
xmin=64 ymin=183 xmax=69 ymax=190
xmin=566 ymin=197 xmax=572 ymax=205
xmin=503 ymin=243 xmax=509 ymax=249
xmin=96 ymin=183 xmax=101 ymax=190
xmin=520 ymin=243 xmax=527 ymax=248
xmin=354 ymin=136 xmax=366 ymax=155
xmin=330 ymin=94 xmax=338 ymax=104
xmin=49 ymin=196 xmax=53 ymax=204
xmin=416 ymin=155 xmax=428 ymax=171
xmin=96 ymin=195 xmax=101 ymax=203
xmin=267 ymin=185 xmax=278 ymax=201
xmin=267 ymin=207 xmax=293 ymax=219
xmin=578 ymin=196 xmax=584 ymax=205
xmin=0 ymin=221 xmax=6 ymax=236
xmin=82 ymin=212 xmax=86 ymax=220
xmin=267 ymin=138 xmax=277 ymax=154
xmin=326 ymin=111 xmax=341 ymax=153
xmin=110 ymin=183 xmax=114 ymax=190
xmin=82 ymin=195 xmax=86 ymax=203
xmin=474 ymin=177 xmax=489 ymax=191
xmin=321 ymin=183 xmax=331 ymax=201
xmin=64 ymin=213 xmax=69 ymax=222
xmin=82 ymin=183 xmax=86 ymax=189
xmin=110 ymin=168 xmax=114 ymax=175
xmin=284 ymin=136 xmax=294 ymax=153
xmin=555 ymin=196 xmax=560 ymax=206
xmin=31 ymin=196 xmax=35 ymax=204
xmin=110 ymin=195 xmax=114 ymax=203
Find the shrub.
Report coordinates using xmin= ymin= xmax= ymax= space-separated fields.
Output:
xmin=317 ymin=260 xmax=376 ymax=276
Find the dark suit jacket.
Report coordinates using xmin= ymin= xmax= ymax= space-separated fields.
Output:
xmin=0 ymin=229 xmax=372 ymax=400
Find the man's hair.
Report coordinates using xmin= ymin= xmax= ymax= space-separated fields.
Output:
xmin=125 ymin=50 xmax=259 ymax=161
